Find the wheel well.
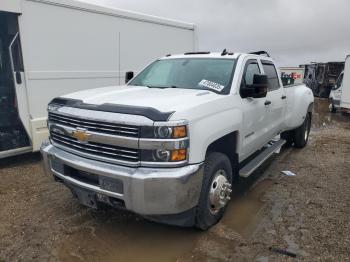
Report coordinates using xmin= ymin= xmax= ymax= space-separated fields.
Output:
xmin=206 ymin=132 xmax=239 ymax=177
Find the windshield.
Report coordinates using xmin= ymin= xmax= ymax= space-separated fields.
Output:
xmin=129 ymin=58 xmax=236 ymax=94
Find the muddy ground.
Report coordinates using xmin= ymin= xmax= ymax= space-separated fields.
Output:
xmin=0 ymin=98 xmax=349 ymax=262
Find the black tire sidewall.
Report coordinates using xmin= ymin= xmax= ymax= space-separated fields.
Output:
xmin=195 ymin=152 xmax=232 ymax=230
xmin=281 ymin=130 xmax=294 ymax=146
xmin=294 ymin=113 xmax=311 ymax=148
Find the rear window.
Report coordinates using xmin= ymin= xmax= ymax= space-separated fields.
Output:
xmin=262 ymin=62 xmax=280 ymax=91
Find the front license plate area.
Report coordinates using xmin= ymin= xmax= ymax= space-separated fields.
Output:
xmin=73 ymin=187 xmax=98 ymax=209
xmin=96 ymin=193 xmax=109 ymax=204
xmin=99 ymin=177 xmax=124 ymax=194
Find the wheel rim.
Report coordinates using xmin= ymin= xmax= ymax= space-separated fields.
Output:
xmin=208 ymin=170 xmax=232 ymax=215
xmin=304 ymin=117 xmax=309 ymax=141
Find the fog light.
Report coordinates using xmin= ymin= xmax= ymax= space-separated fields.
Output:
xmin=170 ymin=149 xmax=187 ymax=161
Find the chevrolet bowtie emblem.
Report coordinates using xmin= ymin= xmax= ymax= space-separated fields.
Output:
xmin=71 ymin=129 xmax=90 ymax=142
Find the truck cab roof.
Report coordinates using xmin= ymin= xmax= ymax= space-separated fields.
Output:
xmin=160 ymin=52 xmax=274 ymax=62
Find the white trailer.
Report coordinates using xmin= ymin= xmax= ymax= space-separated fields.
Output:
xmin=329 ymin=55 xmax=350 ymax=113
xmin=340 ymin=55 xmax=350 ymax=112
xmin=0 ymin=0 xmax=197 ymax=158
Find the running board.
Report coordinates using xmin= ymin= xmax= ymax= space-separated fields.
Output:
xmin=0 ymin=146 xmax=32 ymax=159
xmin=239 ymin=139 xmax=286 ymax=178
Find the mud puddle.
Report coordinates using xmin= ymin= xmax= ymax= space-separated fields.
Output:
xmin=312 ymin=98 xmax=350 ymax=130
xmin=58 ymin=177 xmax=275 ymax=261
xmin=221 ymin=179 xmax=274 ymax=238
xmin=58 ymin=213 xmax=200 ymax=262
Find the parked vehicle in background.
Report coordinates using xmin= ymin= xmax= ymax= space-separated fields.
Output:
xmin=41 ymin=50 xmax=314 ymax=229
xmin=329 ymin=71 xmax=343 ymax=113
xmin=0 ymin=0 xmax=196 ymax=158
xmin=329 ymin=55 xmax=350 ymax=113
xmin=280 ymin=67 xmax=305 ymax=86
xmin=301 ymin=62 xmax=344 ymax=98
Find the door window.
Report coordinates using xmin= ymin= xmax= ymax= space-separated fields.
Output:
xmin=241 ymin=60 xmax=260 ymax=88
xmin=261 ymin=62 xmax=280 ymax=91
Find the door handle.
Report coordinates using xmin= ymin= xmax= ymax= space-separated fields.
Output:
xmin=281 ymin=95 xmax=287 ymax=100
xmin=264 ymin=100 xmax=271 ymax=106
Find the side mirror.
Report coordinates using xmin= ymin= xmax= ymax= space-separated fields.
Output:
xmin=125 ymin=71 xmax=134 ymax=84
xmin=241 ymin=74 xmax=268 ymax=98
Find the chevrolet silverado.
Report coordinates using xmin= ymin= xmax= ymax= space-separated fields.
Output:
xmin=41 ymin=50 xmax=314 ymax=229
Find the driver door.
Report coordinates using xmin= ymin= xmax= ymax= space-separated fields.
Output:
xmin=239 ymin=59 xmax=270 ymax=161
xmin=9 ymin=32 xmax=31 ymax=137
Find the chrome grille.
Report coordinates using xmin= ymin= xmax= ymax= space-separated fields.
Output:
xmin=50 ymin=131 xmax=140 ymax=163
xmin=49 ymin=112 xmax=139 ymax=138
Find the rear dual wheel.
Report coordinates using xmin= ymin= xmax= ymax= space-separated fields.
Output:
xmin=282 ymin=113 xmax=311 ymax=148
xmin=293 ymin=113 xmax=311 ymax=148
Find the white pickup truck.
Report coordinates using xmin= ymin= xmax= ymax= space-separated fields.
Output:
xmin=41 ymin=50 xmax=314 ymax=229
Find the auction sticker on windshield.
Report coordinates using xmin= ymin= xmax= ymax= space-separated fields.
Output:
xmin=199 ymin=79 xmax=225 ymax=92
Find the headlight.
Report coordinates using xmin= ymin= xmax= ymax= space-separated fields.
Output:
xmin=141 ymin=149 xmax=187 ymax=162
xmin=155 ymin=126 xmax=172 ymax=138
xmin=140 ymin=122 xmax=188 ymax=165
xmin=172 ymin=126 xmax=187 ymax=138
xmin=140 ymin=125 xmax=187 ymax=139
xmin=154 ymin=149 xmax=171 ymax=161
xmin=170 ymin=149 xmax=187 ymax=161
xmin=47 ymin=103 xmax=61 ymax=112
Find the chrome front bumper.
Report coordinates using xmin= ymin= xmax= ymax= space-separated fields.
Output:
xmin=41 ymin=142 xmax=203 ymax=215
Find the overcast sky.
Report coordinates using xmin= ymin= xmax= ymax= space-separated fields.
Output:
xmin=81 ymin=0 xmax=350 ymax=67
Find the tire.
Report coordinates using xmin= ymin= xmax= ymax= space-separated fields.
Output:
xmin=281 ymin=130 xmax=294 ymax=147
xmin=293 ymin=113 xmax=311 ymax=148
xmin=195 ymin=152 xmax=232 ymax=230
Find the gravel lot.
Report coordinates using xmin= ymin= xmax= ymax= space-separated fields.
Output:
xmin=0 ymin=98 xmax=349 ymax=261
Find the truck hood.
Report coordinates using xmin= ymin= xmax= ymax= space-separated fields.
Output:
xmin=61 ymin=85 xmax=222 ymax=119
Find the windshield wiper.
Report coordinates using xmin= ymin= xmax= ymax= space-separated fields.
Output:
xmin=146 ymin=85 xmax=179 ymax=89
xmin=146 ymin=85 xmax=169 ymax=89
xmin=144 ymin=85 xmax=221 ymax=94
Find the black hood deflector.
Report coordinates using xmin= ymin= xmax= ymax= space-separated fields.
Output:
xmin=49 ymin=98 xmax=174 ymax=121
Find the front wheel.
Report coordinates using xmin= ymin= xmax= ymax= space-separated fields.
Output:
xmin=293 ymin=113 xmax=311 ymax=148
xmin=195 ymin=152 xmax=232 ymax=230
